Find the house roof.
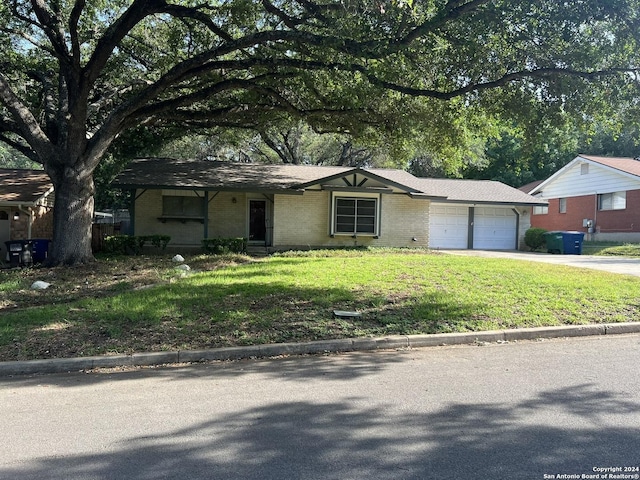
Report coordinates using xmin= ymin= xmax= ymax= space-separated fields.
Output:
xmin=518 ymin=179 xmax=544 ymax=194
xmin=530 ymin=154 xmax=640 ymax=195
xmin=0 ymin=169 xmax=53 ymax=205
xmin=578 ymin=154 xmax=640 ymax=177
xmin=114 ymin=157 xmax=546 ymax=206
xmin=409 ymin=178 xmax=548 ymax=205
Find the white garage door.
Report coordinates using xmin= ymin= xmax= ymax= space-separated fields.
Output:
xmin=473 ymin=207 xmax=517 ymax=250
xmin=429 ymin=205 xmax=469 ymax=249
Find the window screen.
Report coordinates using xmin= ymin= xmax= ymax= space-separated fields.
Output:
xmin=162 ymin=196 xmax=205 ymax=217
xmin=335 ymin=197 xmax=377 ymax=234
xmin=598 ymin=191 xmax=626 ymax=211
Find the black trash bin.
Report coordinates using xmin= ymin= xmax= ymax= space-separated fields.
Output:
xmin=4 ymin=240 xmax=33 ymax=267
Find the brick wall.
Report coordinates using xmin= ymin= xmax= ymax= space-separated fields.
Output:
xmin=30 ymin=206 xmax=54 ymax=239
xmin=135 ymin=188 xmax=432 ymax=249
xmin=135 ymin=189 xmax=205 ymax=245
xmin=530 ymin=189 xmax=640 ymax=234
xmin=273 ymin=191 xmax=430 ymax=249
xmin=8 ymin=206 xmax=53 ymax=241
xmin=208 ymin=192 xmax=247 ymax=238
xmin=135 ymin=189 xmax=249 ymax=245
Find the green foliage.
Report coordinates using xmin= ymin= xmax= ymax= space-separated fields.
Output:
xmin=592 ymin=243 xmax=640 ymax=257
xmin=524 ymin=228 xmax=548 ymax=251
xmin=202 ymin=238 xmax=247 ymax=255
xmin=2 ymin=0 xmax=640 ymax=265
xmin=103 ymin=235 xmax=170 ymax=255
xmin=0 ymin=144 xmax=40 ymax=169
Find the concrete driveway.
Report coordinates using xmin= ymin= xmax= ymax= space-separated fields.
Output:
xmin=441 ymin=250 xmax=640 ymax=277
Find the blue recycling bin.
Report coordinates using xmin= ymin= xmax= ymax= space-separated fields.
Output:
xmin=29 ymin=239 xmax=51 ymax=263
xmin=560 ymin=231 xmax=585 ymax=255
xmin=544 ymin=231 xmax=585 ymax=255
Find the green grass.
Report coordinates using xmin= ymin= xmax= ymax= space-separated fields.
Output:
xmin=581 ymin=241 xmax=640 ymax=256
xmin=1 ymin=249 xmax=639 ymax=361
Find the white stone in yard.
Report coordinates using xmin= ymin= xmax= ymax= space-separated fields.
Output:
xmin=172 ymin=254 xmax=185 ymax=263
xmin=175 ymin=264 xmax=191 ymax=271
xmin=31 ymin=281 xmax=51 ymax=290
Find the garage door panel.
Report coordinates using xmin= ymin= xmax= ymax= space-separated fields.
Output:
xmin=429 ymin=205 xmax=468 ymax=249
xmin=473 ymin=207 xmax=517 ymax=250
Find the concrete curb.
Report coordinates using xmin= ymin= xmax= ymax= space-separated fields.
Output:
xmin=2 ymin=322 xmax=640 ymax=377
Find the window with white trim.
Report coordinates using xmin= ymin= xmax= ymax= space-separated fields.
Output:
xmin=598 ymin=191 xmax=626 ymax=211
xmin=332 ymin=195 xmax=379 ymax=235
xmin=559 ymin=198 xmax=567 ymax=213
xmin=533 ymin=205 xmax=548 ymax=215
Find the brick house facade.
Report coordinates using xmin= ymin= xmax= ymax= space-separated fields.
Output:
xmin=114 ymin=158 xmax=546 ymax=252
xmin=526 ymin=155 xmax=640 ymax=242
xmin=0 ymin=169 xmax=55 ymax=257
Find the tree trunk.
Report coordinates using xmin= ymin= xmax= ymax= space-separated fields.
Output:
xmin=48 ymin=166 xmax=96 ymax=266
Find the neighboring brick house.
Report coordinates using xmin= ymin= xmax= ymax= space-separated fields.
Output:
xmin=0 ymin=169 xmax=55 ymax=256
xmin=114 ymin=158 xmax=546 ymax=252
xmin=523 ymin=154 xmax=640 ymax=242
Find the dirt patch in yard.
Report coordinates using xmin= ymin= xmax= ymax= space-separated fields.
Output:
xmin=0 ymin=254 xmax=256 ymax=312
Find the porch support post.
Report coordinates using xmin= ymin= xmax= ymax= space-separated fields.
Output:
xmin=204 ymin=191 xmax=209 ymax=239
xmin=129 ymin=189 xmax=136 ymax=235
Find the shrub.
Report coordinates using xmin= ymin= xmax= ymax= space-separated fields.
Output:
xmin=202 ymin=237 xmax=247 ymax=254
xmin=103 ymin=235 xmax=170 ymax=254
xmin=524 ymin=228 xmax=547 ymax=251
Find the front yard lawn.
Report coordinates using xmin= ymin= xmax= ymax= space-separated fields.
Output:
xmin=1 ymin=249 xmax=638 ymax=361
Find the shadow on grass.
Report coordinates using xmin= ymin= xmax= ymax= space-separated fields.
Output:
xmin=1 ymin=383 xmax=638 ymax=479
xmin=0 ymin=276 xmax=486 ymax=361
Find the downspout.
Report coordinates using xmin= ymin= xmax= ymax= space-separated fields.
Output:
xmin=593 ymin=192 xmax=598 ymax=234
xmin=18 ymin=204 xmax=33 ymax=238
xmin=512 ymin=208 xmax=520 ymax=250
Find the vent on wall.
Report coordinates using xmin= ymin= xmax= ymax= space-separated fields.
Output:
xmin=580 ymin=163 xmax=589 ymax=175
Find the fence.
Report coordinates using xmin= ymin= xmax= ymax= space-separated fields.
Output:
xmin=91 ymin=222 xmax=122 ymax=252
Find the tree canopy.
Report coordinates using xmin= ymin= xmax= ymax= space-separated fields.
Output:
xmin=1 ymin=0 xmax=639 ymax=264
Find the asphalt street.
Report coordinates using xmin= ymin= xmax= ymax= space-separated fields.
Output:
xmin=1 ymin=334 xmax=639 ymax=480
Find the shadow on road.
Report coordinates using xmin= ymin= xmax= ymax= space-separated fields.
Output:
xmin=2 ymin=383 xmax=638 ymax=480
xmin=0 ymin=349 xmax=412 ymax=388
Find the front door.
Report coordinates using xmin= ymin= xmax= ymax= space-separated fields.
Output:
xmin=248 ymin=200 xmax=267 ymax=242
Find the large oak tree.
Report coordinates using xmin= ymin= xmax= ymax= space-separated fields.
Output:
xmin=0 ymin=0 xmax=638 ymax=265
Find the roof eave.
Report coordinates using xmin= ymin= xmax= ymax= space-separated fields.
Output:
xmin=432 ymin=199 xmax=548 ymax=206
xmin=113 ymin=183 xmax=305 ymax=195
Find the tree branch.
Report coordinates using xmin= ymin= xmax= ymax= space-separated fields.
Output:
xmin=359 ymin=66 xmax=638 ymax=100
xmin=261 ymin=0 xmax=303 ymax=29
xmin=0 ymin=73 xmax=55 ymax=159
xmin=30 ymin=0 xmax=71 ymax=62
xmin=69 ymin=0 xmax=85 ymax=66
xmin=0 ymin=132 xmax=41 ymax=163
xmin=160 ymin=2 xmax=234 ymax=42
